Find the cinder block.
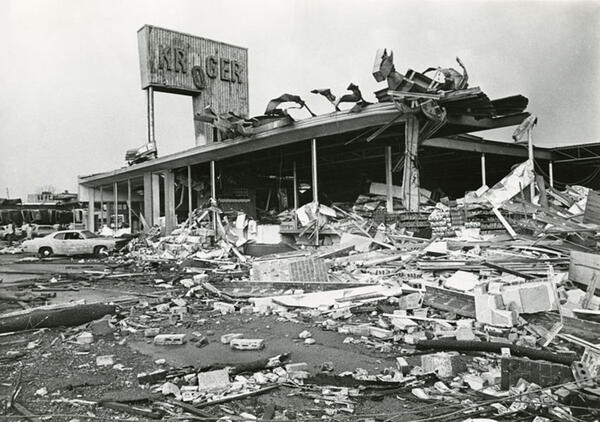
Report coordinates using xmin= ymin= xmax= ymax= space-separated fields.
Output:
xmin=519 ymin=284 xmax=552 ymax=313
xmin=491 ymin=308 xmax=517 ymax=327
xmin=421 ymin=352 xmax=466 ymax=378
xmin=213 ymin=301 xmax=235 ymax=314
xmin=198 ymin=368 xmax=231 ymax=391
xmin=153 ymin=334 xmax=187 ymax=345
xmin=285 ymin=362 xmax=308 ymax=372
xmin=230 ymin=338 xmax=265 ymax=350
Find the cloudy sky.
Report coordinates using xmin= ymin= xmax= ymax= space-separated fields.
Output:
xmin=1 ymin=0 xmax=599 ymax=198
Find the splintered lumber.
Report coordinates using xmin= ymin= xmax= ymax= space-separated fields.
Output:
xmin=482 ymin=261 xmax=536 ymax=280
xmin=0 ymin=302 xmax=116 ymax=333
xmin=99 ymin=401 xmax=164 ymax=419
xmin=522 ymin=312 xmax=600 ymax=343
xmin=196 ymin=384 xmax=280 ymax=408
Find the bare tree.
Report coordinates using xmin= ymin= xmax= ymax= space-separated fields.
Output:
xmin=36 ymin=185 xmax=56 ymax=194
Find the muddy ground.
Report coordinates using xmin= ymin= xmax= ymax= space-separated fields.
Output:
xmin=0 ymin=253 xmax=546 ymax=421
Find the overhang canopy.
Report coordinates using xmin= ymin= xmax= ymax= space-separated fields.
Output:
xmin=79 ymin=102 xmax=550 ymax=187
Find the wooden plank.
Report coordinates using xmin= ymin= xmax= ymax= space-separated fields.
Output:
xmin=583 ymin=189 xmax=600 ymax=225
xmin=569 ymin=250 xmax=600 ymax=294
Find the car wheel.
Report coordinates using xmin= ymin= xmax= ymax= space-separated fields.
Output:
xmin=94 ymin=245 xmax=108 ymax=257
xmin=39 ymin=247 xmax=53 ymax=258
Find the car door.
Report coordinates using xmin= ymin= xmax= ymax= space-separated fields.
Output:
xmin=65 ymin=231 xmax=87 ymax=255
xmin=51 ymin=232 xmax=68 ymax=255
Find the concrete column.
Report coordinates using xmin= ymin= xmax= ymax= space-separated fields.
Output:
xmin=127 ymin=179 xmax=132 ymax=229
xmin=87 ymin=187 xmax=95 ymax=232
xmin=99 ymin=186 xmax=104 ymax=228
xmin=152 ymin=173 xmax=161 ymax=226
xmin=385 ymin=146 xmax=393 ymax=213
xmin=164 ymin=170 xmax=176 ymax=234
xmin=210 ymin=161 xmax=217 ymax=233
xmin=481 ymin=153 xmax=487 ymax=187
xmin=402 ymin=117 xmax=420 ymax=212
xmin=143 ymin=172 xmax=156 ymax=229
xmin=113 ymin=182 xmax=118 ymax=230
xmin=187 ymin=165 xmax=193 ymax=222
xmin=549 ymin=161 xmax=554 ymax=188
xmin=293 ymin=161 xmax=298 ymax=210
xmin=311 ymin=138 xmax=318 ymax=204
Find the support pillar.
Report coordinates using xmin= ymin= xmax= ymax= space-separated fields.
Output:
xmin=127 ymin=179 xmax=132 ymax=230
xmin=402 ymin=117 xmax=420 ymax=212
xmin=147 ymin=87 xmax=155 ymax=145
xmin=187 ymin=165 xmax=193 ymax=222
xmin=311 ymin=139 xmax=318 ymax=204
xmin=113 ymin=182 xmax=118 ymax=230
xmin=99 ymin=186 xmax=104 ymax=228
xmin=87 ymin=187 xmax=95 ymax=232
xmin=311 ymin=138 xmax=319 ymax=246
xmin=210 ymin=161 xmax=217 ymax=233
xmin=549 ymin=161 xmax=554 ymax=188
xmin=143 ymin=172 xmax=160 ymax=229
xmin=385 ymin=145 xmax=393 ymax=213
xmin=152 ymin=174 xmax=160 ymax=226
xmin=164 ymin=170 xmax=176 ymax=234
xmin=293 ymin=161 xmax=298 ymax=210
xmin=481 ymin=153 xmax=487 ymax=187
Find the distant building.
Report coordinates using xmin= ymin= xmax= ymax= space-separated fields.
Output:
xmin=1 ymin=191 xmax=83 ymax=226
xmin=26 ymin=190 xmax=78 ymax=205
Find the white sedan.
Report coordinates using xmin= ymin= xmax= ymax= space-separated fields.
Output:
xmin=22 ymin=230 xmax=116 ymax=257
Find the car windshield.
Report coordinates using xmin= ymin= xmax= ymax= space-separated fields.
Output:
xmin=81 ymin=231 xmax=99 ymax=239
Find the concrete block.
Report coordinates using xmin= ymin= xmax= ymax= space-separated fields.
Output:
xmin=491 ymin=308 xmax=517 ymax=327
xmin=519 ymin=283 xmax=553 ymax=313
xmin=96 ymin=355 xmax=114 ymax=366
xmin=197 ymin=368 xmax=231 ymax=391
xmin=474 ymin=286 xmax=502 ymax=325
xmin=76 ymin=332 xmax=94 ymax=344
xmin=213 ymin=301 xmax=235 ymax=314
xmin=144 ymin=327 xmax=160 ymax=338
xmin=444 ymin=270 xmax=479 ymax=292
xmin=153 ymin=334 xmax=186 ymax=345
xmin=285 ymin=362 xmax=308 ymax=372
xmin=501 ymin=287 xmax=523 ymax=312
xmin=220 ymin=333 xmax=243 ymax=344
xmin=421 ymin=352 xmax=466 ymax=378
xmin=230 ymin=338 xmax=265 ymax=350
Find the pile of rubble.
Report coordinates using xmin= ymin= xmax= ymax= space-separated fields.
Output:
xmin=2 ymin=160 xmax=600 ymax=421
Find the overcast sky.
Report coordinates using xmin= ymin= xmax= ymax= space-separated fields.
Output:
xmin=1 ymin=0 xmax=599 ymax=199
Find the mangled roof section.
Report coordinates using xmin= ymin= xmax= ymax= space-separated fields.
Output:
xmin=194 ymin=49 xmax=528 ymax=143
